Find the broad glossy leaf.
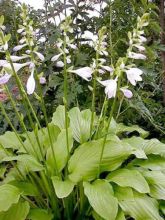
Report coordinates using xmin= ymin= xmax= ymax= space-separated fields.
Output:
xmin=52 ymin=176 xmax=75 ymax=198
xmin=68 ymin=107 xmax=92 ymax=143
xmin=52 ymin=105 xmax=66 ymax=129
xmin=0 ymin=201 xmax=29 ymax=220
xmin=123 ymin=137 xmax=165 ymax=157
xmin=27 ymin=208 xmax=53 ymax=220
xmin=10 ymin=181 xmax=39 ymax=196
xmin=0 ymin=184 xmax=21 ymax=212
xmin=84 ymin=180 xmax=118 ymax=220
xmin=115 ymin=186 xmax=163 ymax=220
xmin=3 ymin=155 xmax=44 ymax=173
xmin=46 ymin=128 xmax=73 ymax=174
xmin=0 ymin=131 xmax=22 ymax=150
xmin=116 ymin=209 xmax=126 ymax=220
xmin=107 ymin=168 xmax=150 ymax=193
xmin=68 ymin=139 xmax=132 ymax=182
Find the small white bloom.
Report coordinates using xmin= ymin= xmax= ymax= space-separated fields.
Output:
xmin=98 ymin=69 xmax=105 ymax=74
xmin=34 ymin=52 xmax=45 ymax=61
xmin=13 ymin=44 xmax=27 ymax=52
xmin=69 ymin=67 xmax=93 ymax=81
xmin=101 ymin=65 xmax=113 ymax=72
xmin=128 ymin=52 xmax=146 ymax=60
xmin=0 ymin=73 xmax=11 ymax=85
xmin=10 ymin=55 xmax=28 ymax=62
xmin=134 ymin=44 xmax=145 ymax=51
xmin=99 ymin=79 xmax=117 ymax=99
xmin=0 ymin=60 xmax=8 ymax=66
xmin=120 ymin=88 xmax=133 ymax=99
xmin=65 ymin=49 xmax=69 ymax=54
xmin=19 ymin=38 xmax=26 ymax=44
xmin=3 ymin=42 xmax=8 ymax=51
xmin=139 ymin=36 xmax=147 ymax=43
xmin=66 ymin=57 xmax=71 ymax=64
xmin=26 ymin=68 xmax=35 ymax=95
xmin=68 ymin=44 xmax=77 ymax=50
xmin=26 ymin=50 xmax=31 ymax=54
xmin=39 ymin=76 xmax=46 ymax=84
xmin=102 ymin=50 xmax=108 ymax=56
xmin=55 ymin=61 xmax=64 ymax=68
xmin=17 ymin=28 xmax=25 ymax=34
xmin=120 ymin=62 xmax=125 ymax=69
xmin=51 ymin=53 xmax=62 ymax=62
xmin=125 ymin=68 xmax=143 ymax=86
xmin=3 ymin=62 xmax=30 ymax=73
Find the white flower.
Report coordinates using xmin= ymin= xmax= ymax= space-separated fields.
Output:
xmin=66 ymin=57 xmax=71 ymax=64
xmin=101 ymin=65 xmax=113 ymax=72
xmin=19 ymin=38 xmax=26 ymax=44
xmin=0 ymin=73 xmax=11 ymax=85
xmin=39 ymin=76 xmax=46 ymax=84
xmin=3 ymin=42 xmax=8 ymax=51
xmin=99 ymin=79 xmax=117 ymax=99
xmin=17 ymin=28 xmax=25 ymax=34
xmin=0 ymin=60 xmax=8 ymax=66
xmin=120 ymin=88 xmax=133 ymax=99
xmin=125 ymin=68 xmax=143 ymax=86
xmin=26 ymin=68 xmax=35 ymax=95
xmin=68 ymin=44 xmax=77 ymax=50
xmin=13 ymin=44 xmax=27 ymax=52
xmin=65 ymin=49 xmax=69 ymax=54
xmin=10 ymin=55 xmax=28 ymax=62
xmin=34 ymin=52 xmax=45 ymax=61
xmin=139 ymin=36 xmax=147 ymax=43
xmin=128 ymin=52 xmax=146 ymax=60
xmin=55 ymin=61 xmax=64 ymax=68
xmin=134 ymin=44 xmax=145 ymax=51
xmin=3 ymin=62 xmax=30 ymax=73
xmin=51 ymin=53 xmax=62 ymax=62
xmin=69 ymin=67 xmax=93 ymax=81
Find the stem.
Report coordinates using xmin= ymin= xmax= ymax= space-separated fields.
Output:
xmin=109 ymin=0 xmax=113 ymax=64
xmin=63 ymin=34 xmax=70 ymax=160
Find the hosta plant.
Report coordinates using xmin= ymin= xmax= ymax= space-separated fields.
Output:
xmin=0 ymin=4 xmax=164 ymax=220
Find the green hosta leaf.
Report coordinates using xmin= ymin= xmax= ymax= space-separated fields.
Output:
xmin=68 ymin=139 xmax=132 ymax=182
xmin=0 ymin=131 xmax=22 ymax=150
xmin=46 ymin=128 xmax=73 ymax=174
xmin=109 ymin=119 xmax=149 ymax=138
xmin=0 ymin=16 xmax=4 ymax=26
xmin=142 ymin=171 xmax=165 ymax=200
xmin=0 ymin=184 xmax=21 ymax=212
xmin=130 ymin=155 xmax=165 ymax=171
xmin=10 ymin=181 xmax=39 ymax=196
xmin=107 ymin=168 xmax=150 ymax=193
xmin=52 ymin=176 xmax=75 ymax=198
xmin=84 ymin=180 xmax=118 ymax=220
xmin=115 ymin=186 xmax=163 ymax=220
xmin=27 ymin=208 xmax=53 ymax=220
xmin=68 ymin=107 xmax=92 ymax=143
xmin=3 ymin=155 xmax=44 ymax=173
xmin=0 ymin=200 xmax=29 ymax=220
xmin=52 ymin=105 xmax=66 ymax=129
xmin=123 ymin=137 xmax=165 ymax=157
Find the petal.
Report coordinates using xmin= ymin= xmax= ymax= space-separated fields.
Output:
xmin=0 ymin=74 xmax=11 ymax=85
xmin=55 ymin=61 xmax=64 ymax=68
xmin=13 ymin=44 xmax=27 ymax=52
xmin=39 ymin=76 xmax=46 ymax=84
xmin=26 ymin=71 xmax=35 ymax=95
xmin=34 ymin=52 xmax=45 ymax=61
xmin=51 ymin=53 xmax=62 ymax=62
xmin=120 ymin=88 xmax=133 ymax=99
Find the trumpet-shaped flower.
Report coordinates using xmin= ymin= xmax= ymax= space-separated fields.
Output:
xmin=125 ymin=68 xmax=143 ymax=86
xmin=69 ymin=67 xmax=93 ymax=81
xmin=34 ymin=52 xmax=45 ymax=61
xmin=128 ymin=52 xmax=146 ymax=60
xmin=56 ymin=61 xmax=64 ymax=68
xmin=0 ymin=73 xmax=11 ymax=85
xmin=3 ymin=62 xmax=30 ymax=73
xmin=51 ymin=53 xmax=62 ymax=62
xmin=68 ymin=43 xmax=77 ymax=50
xmin=10 ymin=55 xmax=28 ymax=62
xmin=13 ymin=44 xmax=27 ymax=52
xmin=120 ymin=88 xmax=133 ymax=99
xmin=101 ymin=65 xmax=113 ymax=73
xmin=99 ymin=79 xmax=117 ymax=99
xmin=26 ymin=68 xmax=35 ymax=95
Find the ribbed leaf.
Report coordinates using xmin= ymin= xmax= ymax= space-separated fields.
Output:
xmin=52 ymin=176 xmax=75 ymax=198
xmin=107 ymin=168 xmax=150 ymax=193
xmin=0 ymin=201 xmax=29 ymax=220
xmin=0 ymin=184 xmax=21 ymax=212
xmin=68 ymin=107 xmax=92 ymax=143
xmin=84 ymin=180 xmax=118 ymax=220
xmin=52 ymin=105 xmax=66 ymax=130
xmin=115 ymin=186 xmax=163 ymax=220
xmin=68 ymin=139 xmax=132 ymax=182
xmin=46 ymin=128 xmax=73 ymax=174
xmin=0 ymin=131 xmax=22 ymax=150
